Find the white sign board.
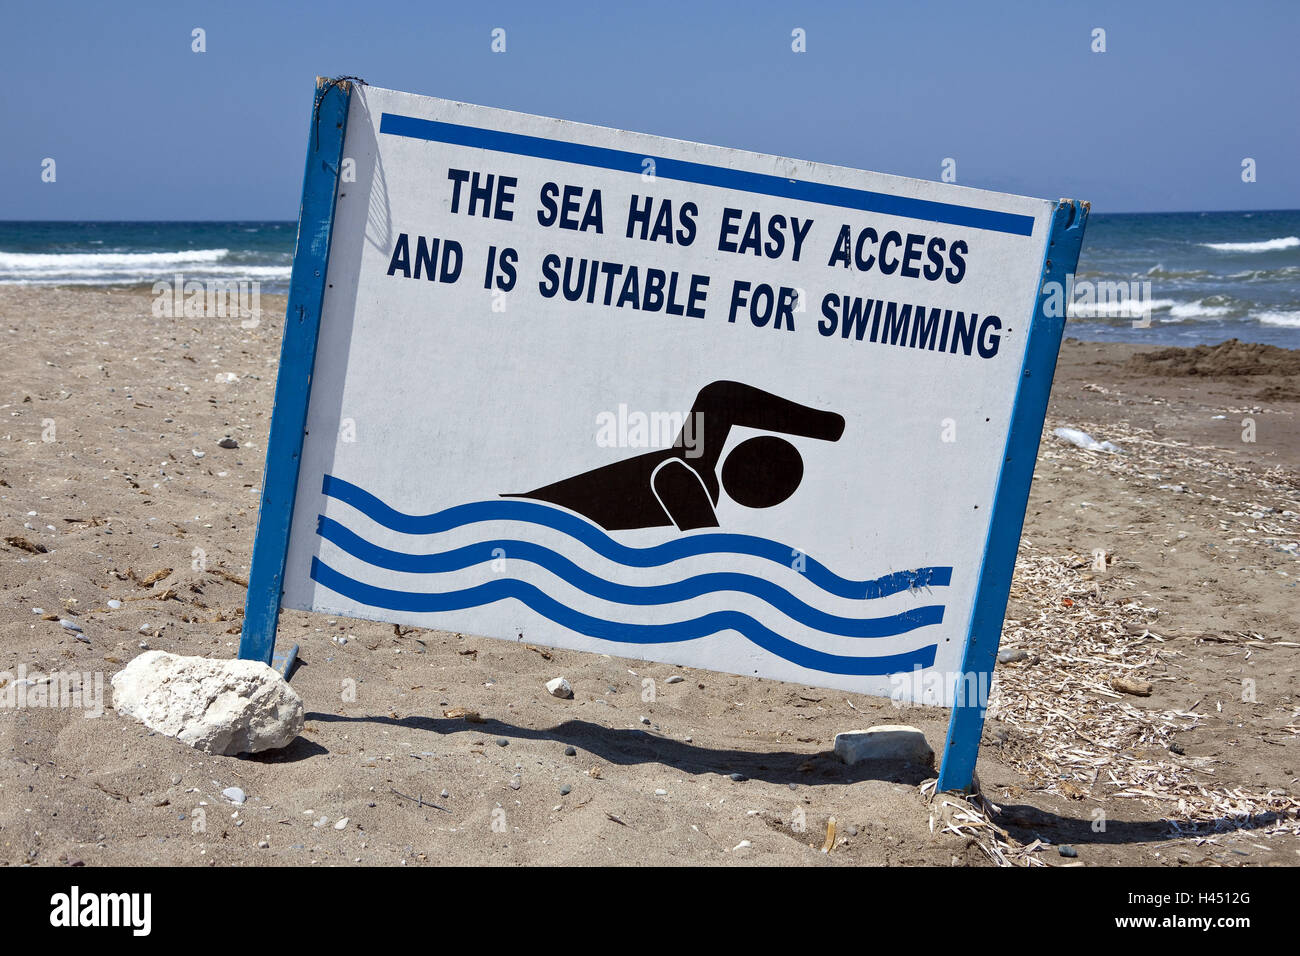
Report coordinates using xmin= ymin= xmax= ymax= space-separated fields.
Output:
xmin=244 ymin=80 xmax=1087 ymax=786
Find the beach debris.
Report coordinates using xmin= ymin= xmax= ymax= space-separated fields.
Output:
xmin=222 ymin=787 xmax=246 ymax=805
xmin=1111 ymin=676 xmax=1154 ymax=697
xmin=4 ymin=535 xmax=47 ymax=554
xmin=1052 ymin=426 xmax=1122 ymax=453
xmin=135 ymin=567 xmax=172 ymax=588
xmin=821 ymin=816 xmax=837 ymax=853
xmin=442 ymin=707 xmax=484 ymax=722
xmin=546 ymin=676 xmax=574 ymax=699
xmin=217 ymin=437 xmax=239 ymax=449
xmin=111 ymin=651 xmax=304 ymax=755
xmin=833 ymin=725 xmax=935 ymax=767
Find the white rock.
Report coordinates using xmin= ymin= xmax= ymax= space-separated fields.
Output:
xmin=111 ymin=651 xmax=304 ymax=755
xmin=107 ymin=599 xmax=122 ymax=609
xmin=222 ymin=786 xmax=246 ymax=804
xmin=545 ymin=676 xmax=573 ymax=699
xmin=665 ymin=675 xmax=684 ymax=684
xmin=333 ymin=817 xmax=349 ymax=830
xmin=833 ymin=725 xmax=934 ymax=767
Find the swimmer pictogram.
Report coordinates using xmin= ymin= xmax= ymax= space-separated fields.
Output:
xmin=504 ymin=381 xmax=846 ymax=532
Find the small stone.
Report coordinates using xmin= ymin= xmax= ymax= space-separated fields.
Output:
xmin=639 ymin=716 xmax=650 ymax=725
xmin=728 ymin=772 xmax=746 ymax=782
xmin=559 ymin=785 xmax=571 ymax=796
xmin=665 ymin=675 xmax=684 ymax=684
xmin=997 ymin=648 xmax=1029 ymax=664
xmin=1058 ymin=845 xmax=1078 ymax=858
xmin=333 ymin=818 xmax=349 ymax=830
xmin=508 ymin=776 xmax=521 ymax=791
xmin=257 ymin=840 xmax=270 ymax=849
xmin=440 ymin=789 xmax=450 ymax=799
xmin=58 ymin=618 xmax=83 ymax=632
xmin=496 ymin=737 xmax=509 ymax=747
xmin=733 ymin=840 xmax=752 ymax=851
xmin=170 ymin=774 xmax=182 ymax=786
xmin=222 ymin=787 xmax=246 ymax=805
xmin=654 ymin=788 xmax=667 ymax=796
xmin=846 ymin=825 xmax=859 ymax=836
xmin=107 ymin=600 xmax=122 ymax=610
xmin=191 ymin=449 xmax=205 ymax=459
xmin=546 ymin=676 xmax=573 ymax=699
xmin=833 ymin=725 xmax=935 ymax=767
xmin=217 ymin=437 xmax=239 ymax=449
xmin=563 ymin=746 xmax=577 ymax=757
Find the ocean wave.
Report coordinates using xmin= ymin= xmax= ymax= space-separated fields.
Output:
xmin=1068 ymin=298 xmax=1176 ymax=318
xmin=0 ymin=248 xmax=231 ymax=270
xmin=1201 ymin=236 xmax=1300 ymax=253
xmin=1167 ymin=300 xmax=1235 ymax=320
xmin=1257 ymin=310 xmax=1300 ymax=328
xmin=312 ymin=475 xmax=948 ymax=674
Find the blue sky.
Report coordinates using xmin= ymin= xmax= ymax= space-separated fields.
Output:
xmin=2 ymin=0 xmax=1296 ymax=219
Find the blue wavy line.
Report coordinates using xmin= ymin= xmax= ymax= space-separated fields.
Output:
xmin=320 ymin=474 xmax=952 ymax=600
xmin=317 ymin=515 xmax=944 ymax=638
xmin=310 ymin=558 xmax=938 ymax=676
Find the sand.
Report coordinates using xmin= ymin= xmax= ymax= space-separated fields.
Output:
xmin=0 ymin=285 xmax=1296 ymax=867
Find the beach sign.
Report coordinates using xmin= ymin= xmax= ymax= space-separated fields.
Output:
xmin=240 ymin=78 xmax=1088 ymax=791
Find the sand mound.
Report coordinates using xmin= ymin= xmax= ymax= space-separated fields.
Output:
xmin=1124 ymin=338 xmax=1300 ymax=378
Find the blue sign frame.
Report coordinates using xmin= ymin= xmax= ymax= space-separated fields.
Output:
xmin=240 ymin=78 xmax=1088 ymax=793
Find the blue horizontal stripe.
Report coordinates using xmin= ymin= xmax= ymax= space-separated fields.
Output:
xmin=317 ymin=514 xmax=944 ymax=638
xmin=379 ymin=112 xmax=1035 ymax=237
xmin=311 ymin=558 xmax=938 ymax=676
xmin=321 ymin=474 xmax=952 ymax=600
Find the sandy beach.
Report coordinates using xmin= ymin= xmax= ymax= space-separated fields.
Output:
xmin=0 ymin=284 xmax=1297 ymax=867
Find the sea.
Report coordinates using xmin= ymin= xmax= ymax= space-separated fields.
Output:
xmin=0 ymin=211 xmax=1298 ymax=348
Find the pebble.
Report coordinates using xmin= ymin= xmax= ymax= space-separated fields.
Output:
xmin=733 ymin=840 xmax=752 ymax=851
xmin=654 ymin=789 xmax=667 ymax=796
xmin=1058 ymin=845 xmax=1078 ymax=858
xmin=639 ymin=716 xmax=651 ymax=725
xmin=170 ymin=774 xmax=182 ymax=786
xmin=58 ymin=618 xmax=83 ymax=632
xmin=496 ymin=737 xmax=509 ymax=747
xmin=997 ymin=648 xmax=1029 ymax=664
xmin=440 ymin=789 xmax=450 ymax=799
xmin=508 ymin=776 xmax=521 ymax=791
xmin=107 ymin=600 xmax=122 ymax=610
xmin=222 ymin=787 xmax=246 ymax=805
xmin=546 ymin=676 xmax=574 ymax=699
xmin=191 ymin=449 xmax=205 ymax=459
xmin=258 ymin=841 xmax=270 ymax=849
xmin=564 ymin=746 xmax=577 ymax=757
xmin=665 ymin=675 xmax=684 ymax=684
xmin=333 ymin=818 xmax=349 ymax=830
xmin=218 ymin=437 xmax=239 ymax=449
xmin=729 ymin=772 xmax=746 ymax=782
xmin=559 ymin=785 xmax=571 ymax=796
